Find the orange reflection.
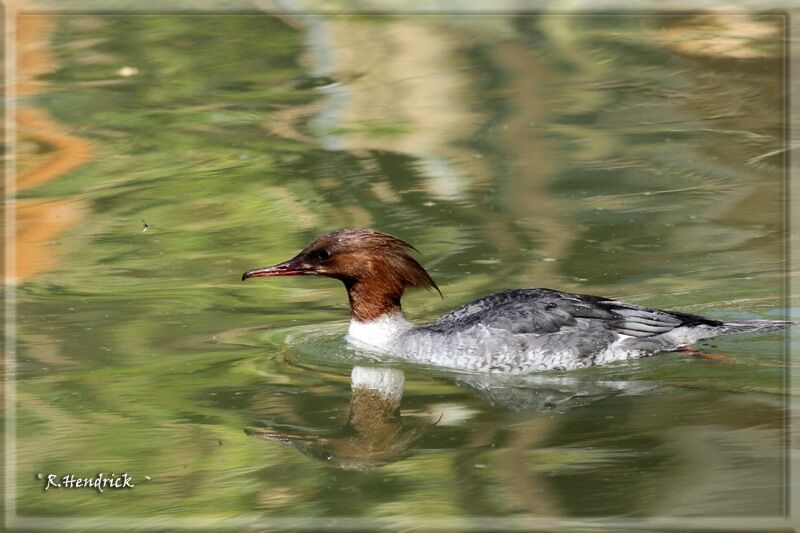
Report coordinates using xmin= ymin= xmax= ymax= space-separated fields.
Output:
xmin=13 ymin=198 xmax=88 ymax=283
xmin=14 ymin=15 xmax=91 ymax=282
xmin=16 ymin=108 xmax=93 ymax=192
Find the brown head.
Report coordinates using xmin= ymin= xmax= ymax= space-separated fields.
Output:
xmin=242 ymin=228 xmax=441 ymax=322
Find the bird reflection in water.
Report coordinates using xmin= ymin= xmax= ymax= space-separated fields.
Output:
xmin=453 ymin=372 xmax=659 ymax=412
xmin=246 ymin=366 xmax=431 ymax=471
xmin=246 ymin=365 xmax=659 ymax=470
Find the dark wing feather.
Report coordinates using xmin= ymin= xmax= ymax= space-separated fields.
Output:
xmin=419 ymin=288 xmax=721 ymax=337
xmin=599 ymin=300 xmax=722 ymax=337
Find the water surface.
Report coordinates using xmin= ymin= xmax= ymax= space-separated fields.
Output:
xmin=12 ymin=11 xmax=793 ymax=527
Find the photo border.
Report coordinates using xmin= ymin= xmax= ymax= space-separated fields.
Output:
xmin=3 ymin=2 xmax=796 ymax=530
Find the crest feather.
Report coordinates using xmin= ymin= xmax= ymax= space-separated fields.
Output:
xmin=313 ymin=228 xmax=441 ymax=297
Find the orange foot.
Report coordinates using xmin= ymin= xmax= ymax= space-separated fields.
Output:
xmin=675 ymin=346 xmax=736 ymax=364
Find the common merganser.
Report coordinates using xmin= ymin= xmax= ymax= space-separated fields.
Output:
xmin=242 ymin=228 xmax=791 ymax=373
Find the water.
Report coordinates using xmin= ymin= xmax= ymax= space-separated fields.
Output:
xmin=11 ymin=12 xmax=793 ymax=527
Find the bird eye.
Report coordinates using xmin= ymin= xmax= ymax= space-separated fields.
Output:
xmin=316 ymin=249 xmax=331 ymax=261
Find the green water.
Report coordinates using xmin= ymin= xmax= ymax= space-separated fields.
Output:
xmin=11 ymin=13 xmax=793 ymax=527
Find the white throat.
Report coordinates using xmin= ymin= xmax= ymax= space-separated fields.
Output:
xmin=346 ymin=312 xmax=413 ymax=352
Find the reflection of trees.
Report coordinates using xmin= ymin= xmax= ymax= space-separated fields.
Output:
xmin=264 ymin=11 xmax=786 ymax=314
xmin=16 ymin=17 xmax=92 ymax=283
xmin=278 ymin=12 xmax=569 ymax=295
xmin=526 ymin=14 xmax=785 ymax=294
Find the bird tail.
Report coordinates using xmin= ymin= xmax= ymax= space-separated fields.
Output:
xmin=717 ymin=319 xmax=795 ymax=335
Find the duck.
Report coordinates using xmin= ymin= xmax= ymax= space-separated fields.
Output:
xmin=242 ymin=228 xmax=791 ymax=373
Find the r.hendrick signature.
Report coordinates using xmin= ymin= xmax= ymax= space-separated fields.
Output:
xmin=38 ymin=472 xmax=141 ymax=493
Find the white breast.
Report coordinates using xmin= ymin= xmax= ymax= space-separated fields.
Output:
xmin=346 ymin=313 xmax=413 ymax=352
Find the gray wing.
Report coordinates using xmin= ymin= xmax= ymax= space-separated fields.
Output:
xmin=419 ymin=288 xmax=720 ymax=337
